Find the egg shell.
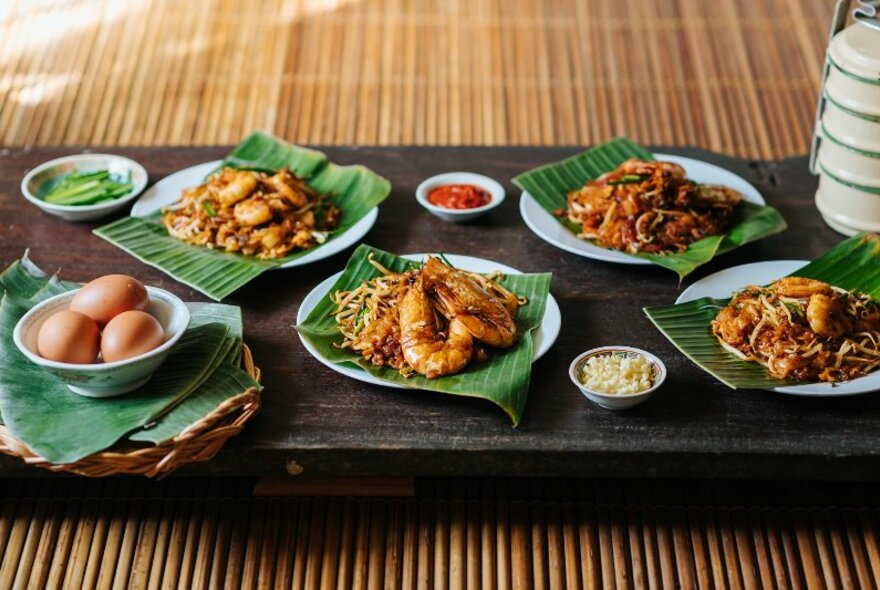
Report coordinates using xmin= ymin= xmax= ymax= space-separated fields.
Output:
xmin=100 ymin=310 xmax=165 ymax=363
xmin=37 ymin=310 xmax=100 ymax=364
xmin=70 ymin=274 xmax=149 ymax=327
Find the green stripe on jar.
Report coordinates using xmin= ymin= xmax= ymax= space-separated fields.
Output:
xmin=823 ymin=92 xmax=880 ymax=123
xmin=819 ymin=122 xmax=880 ymax=159
xmin=828 ymin=54 xmax=880 ymax=86
xmin=818 ymin=161 xmax=880 ymax=194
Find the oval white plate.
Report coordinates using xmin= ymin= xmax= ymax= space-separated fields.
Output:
xmin=131 ymin=160 xmax=379 ymax=269
xmin=677 ymin=260 xmax=880 ymax=397
xmin=519 ymin=153 xmax=766 ymax=265
xmin=296 ymin=253 xmax=562 ymax=389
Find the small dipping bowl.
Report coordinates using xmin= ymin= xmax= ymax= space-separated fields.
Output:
xmin=568 ymin=346 xmax=667 ymax=410
xmin=415 ymin=172 xmax=505 ymax=222
xmin=21 ymin=154 xmax=148 ymax=222
xmin=13 ymin=286 xmax=190 ymax=398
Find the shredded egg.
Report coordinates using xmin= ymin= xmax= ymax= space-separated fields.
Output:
xmin=579 ymin=352 xmax=653 ymax=395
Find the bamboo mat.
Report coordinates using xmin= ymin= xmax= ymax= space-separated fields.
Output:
xmin=3 ymin=478 xmax=880 ymax=589
xmin=0 ymin=0 xmax=832 ymax=159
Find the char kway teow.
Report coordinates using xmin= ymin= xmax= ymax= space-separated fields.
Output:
xmin=561 ymin=158 xmax=742 ymax=254
xmin=713 ymin=277 xmax=880 ymax=383
xmin=162 ymin=167 xmax=340 ymax=259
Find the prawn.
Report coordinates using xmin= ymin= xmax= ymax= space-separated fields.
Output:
xmin=806 ymin=293 xmax=852 ymax=338
xmin=234 ymin=197 xmax=272 ymax=226
xmin=421 ymin=257 xmax=517 ymax=348
xmin=398 ymin=276 xmax=473 ymax=379
xmin=217 ymin=170 xmax=258 ymax=206
xmin=774 ymin=277 xmax=831 ymax=299
xmin=265 ymin=169 xmax=309 ymax=208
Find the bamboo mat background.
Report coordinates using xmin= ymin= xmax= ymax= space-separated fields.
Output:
xmin=0 ymin=0 xmax=857 ymax=588
xmin=0 ymin=0 xmax=832 ymax=159
xmin=4 ymin=478 xmax=880 ymax=589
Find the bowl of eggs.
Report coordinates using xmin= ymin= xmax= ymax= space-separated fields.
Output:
xmin=12 ymin=274 xmax=190 ymax=398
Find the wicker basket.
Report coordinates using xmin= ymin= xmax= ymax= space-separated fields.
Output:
xmin=0 ymin=344 xmax=261 ymax=478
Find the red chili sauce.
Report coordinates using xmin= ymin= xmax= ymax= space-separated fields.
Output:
xmin=427 ymin=184 xmax=491 ymax=210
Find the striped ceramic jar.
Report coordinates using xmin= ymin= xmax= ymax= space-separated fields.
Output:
xmin=816 ymin=21 xmax=880 ymax=235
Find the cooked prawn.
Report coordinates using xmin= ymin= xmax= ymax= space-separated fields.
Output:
xmin=234 ymin=197 xmax=272 ymax=226
xmin=399 ymin=276 xmax=473 ymax=379
xmin=615 ymin=158 xmax=686 ymax=180
xmin=265 ymin=169 xmax=309 ymax=208
xmin=806 ymin=293 xmax=852 ymax=338
xmin=217 ymin=170 xmax=258 ymax=206
xmin=421 ymin=257 xmax=517 ymax=348
xmin=774 ymin=277 xmax=831 ymax=298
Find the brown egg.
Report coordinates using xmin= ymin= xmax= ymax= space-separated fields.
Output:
xmin=37 ymin=310 xmax=100 ymax=364
xmin=100 ymin=310 xmax=165 ymax=363
xmin=70 ymin=274 xmax=149 ymax=327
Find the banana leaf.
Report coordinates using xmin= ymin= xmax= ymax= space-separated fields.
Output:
xmin=295 ymin=244 xmax=552 ymax=426
xmin=644 ymin=233 xmax=880 ymax=389
xmin=512 ymin=137 xmax=788 ymax=278
xmin=127 ymin=303 xmax=256 ymax=444
xmin=0 ymin=254 xmax=259 ymax=463
xmin=94 ymin=132 xmax=392 ymax=301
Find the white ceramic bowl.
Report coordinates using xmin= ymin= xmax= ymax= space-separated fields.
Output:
xmin=826 ymin=24 xmax=880 ymax=117
xmin=815 ymin=171 xmax=880 ymax=236
xmin=825 ymin=67 xmax=880 ymax=118
xmin=13 ymin=286 xmax=190 ymax=398
xmin=21 ymin=154 xmax=148 ymax=222
xmin=415 ymin=172 xmax=505 ymax=222
xmin=568 ymin=346 xmax=667 ymax=410
xmin=829 ymin=23 xmax=880 ymax=83
xmin=818 ymin=139 xmax=880 ymax=189
xmin=822 ymin=98 xmax=880 ymax=154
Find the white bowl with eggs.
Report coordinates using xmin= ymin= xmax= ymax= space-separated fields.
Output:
xmin=568 ymin=346 xmax=666 ymax=410
xmin=13 ymin=285 xmax=190 ymax=398
xmin=415 ymin=172 xmax=506 ymax=222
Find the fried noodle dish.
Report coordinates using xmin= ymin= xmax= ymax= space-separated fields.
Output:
xmin=560 ymin=158 xmax=741 ymax=254
xmin=162 ymin=167 xmax=340 ymax=259
xmin=331 ymin=255 xmax=527 ymax=379
xmin=712 ymin=277 xmax=880 ymax=382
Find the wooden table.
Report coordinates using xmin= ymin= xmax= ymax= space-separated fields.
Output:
xmin=2 ymin=145 xmax=871 ymax=481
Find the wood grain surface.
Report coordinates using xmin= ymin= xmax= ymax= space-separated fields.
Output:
xmin=2 ymin=145 xmax=871 ymax=481
xmin=0 ymin=0 xmax=831 ymax=159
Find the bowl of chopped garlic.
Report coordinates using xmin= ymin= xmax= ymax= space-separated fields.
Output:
xmin=568 ymin=346 xmax=666 ymax=410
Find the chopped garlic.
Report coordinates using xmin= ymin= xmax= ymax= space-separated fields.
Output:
xmin=579 ymin=352 xmax=653 ymax=395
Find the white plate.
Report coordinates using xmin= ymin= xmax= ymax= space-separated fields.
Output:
xmin=296 ymin=253 xmax=562 ymax=389
xmin=677 ymin=260 xmax=880 ymax=397
xmin=519 ymin=153 xmax=766 ymax=265
xmin=131 ymin=160 xmax=379 ymax=269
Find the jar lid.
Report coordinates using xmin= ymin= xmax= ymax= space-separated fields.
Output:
xmin=829 ymin=22 xmax=880 ymax=83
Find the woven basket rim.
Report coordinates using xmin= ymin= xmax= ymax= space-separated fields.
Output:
xmin=0 ymin=343 xmax=262 ymax=478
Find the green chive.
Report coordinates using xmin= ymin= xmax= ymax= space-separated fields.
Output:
xmin=783 ymin=302 xmax=805 ymax=318
xmin=353 ymin=303 xmax=367 ymax=335
xmin=607 ymin=174 xmax=647 ymax=185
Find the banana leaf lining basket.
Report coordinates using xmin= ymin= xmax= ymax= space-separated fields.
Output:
xmin=0 ymin=345 xmax=261 ymax=478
